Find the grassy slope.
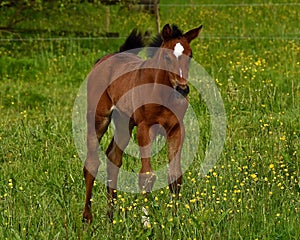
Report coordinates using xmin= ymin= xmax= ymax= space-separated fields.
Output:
xmin=0 ymin=0 xmax=299 ymax=239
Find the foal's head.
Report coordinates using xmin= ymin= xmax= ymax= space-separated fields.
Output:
xmin=156 ymin=24 xmax=202 ymax=94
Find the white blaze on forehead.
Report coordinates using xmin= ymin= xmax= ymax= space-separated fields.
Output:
xmin=173 ymin=43 xmax=184 ymax=79
xmin=173 ymin=42 xmax=184 ymax=59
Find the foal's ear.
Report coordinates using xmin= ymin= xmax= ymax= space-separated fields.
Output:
xmin=161 ymin=24 xmax=173 ymax=41
xmin=184 ymin=25 xmax=203 ymax=43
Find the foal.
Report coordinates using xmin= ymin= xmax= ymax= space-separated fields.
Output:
xmin=83 ymin=24 xmax=202 ymax=222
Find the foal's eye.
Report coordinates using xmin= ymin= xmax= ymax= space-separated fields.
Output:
xmin=164 ymin=54 xmax=171 ymax=64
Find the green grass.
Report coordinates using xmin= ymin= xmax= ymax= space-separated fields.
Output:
xmin=1 ymin=1 xmax=299 ymax=239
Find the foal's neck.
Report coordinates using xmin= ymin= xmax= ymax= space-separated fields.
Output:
xmin=143 ymin=57 xmax=172 ymax=88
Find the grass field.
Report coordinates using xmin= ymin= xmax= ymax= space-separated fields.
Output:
xmin=1 ymin=0 xmax=299 ymax=239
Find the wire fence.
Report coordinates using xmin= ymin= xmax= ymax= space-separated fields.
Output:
xmin=1 ymin=2 xmax=300 ymax=42
xmin=1 ymin=35 xmax=299 ymax=42
xmin=158 ymin=2 xmax=300 ymax=7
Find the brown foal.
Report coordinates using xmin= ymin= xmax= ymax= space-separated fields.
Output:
xmin=82 ymin=23 xmax=202 ymax=223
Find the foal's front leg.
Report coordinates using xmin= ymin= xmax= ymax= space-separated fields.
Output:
xmin=137 ymin=123 xmax=157 ymax=192
xmin=167 ymin=125 xmax=185 ymax=196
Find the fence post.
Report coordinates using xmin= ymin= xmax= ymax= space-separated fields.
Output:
xmin=154 ymin=0 xmax=160 ymax=33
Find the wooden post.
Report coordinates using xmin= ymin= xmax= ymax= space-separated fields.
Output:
xmin=154 ymin=0 xmax=160 ymax=33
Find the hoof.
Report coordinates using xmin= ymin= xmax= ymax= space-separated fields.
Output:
xmin=82 ymin=212 xmax=92 ymax=224
xmin=106 ymin=211 xmax=114 ymax=223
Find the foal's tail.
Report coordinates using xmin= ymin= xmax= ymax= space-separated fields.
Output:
xmin=119 ymin=29 xmax=145 ymax=54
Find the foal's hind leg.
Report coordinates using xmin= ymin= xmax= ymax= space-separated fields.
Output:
xmin=83 ymin=109 xmax=111 ymax=223
xmin=106 ymin=110 xmax=133 ymax=220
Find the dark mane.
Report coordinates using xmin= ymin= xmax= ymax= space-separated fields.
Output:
xmin=95 ymin=29 xmax=144 ymax=64
xmin=147 ymin=24 xmax=183 ymax=58
xmin=119 ymin=28 xmax=145 ymax=53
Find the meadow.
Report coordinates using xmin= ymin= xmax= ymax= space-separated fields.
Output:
xmin=0 ymin=0 xmax=299 ymax=239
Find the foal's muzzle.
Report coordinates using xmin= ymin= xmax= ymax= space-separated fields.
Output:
xmin=175 ymin=85 xmax=190 ymax=97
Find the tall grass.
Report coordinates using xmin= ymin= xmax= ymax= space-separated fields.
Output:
xmin=1 ymin=1 xmax=299 ymax=239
